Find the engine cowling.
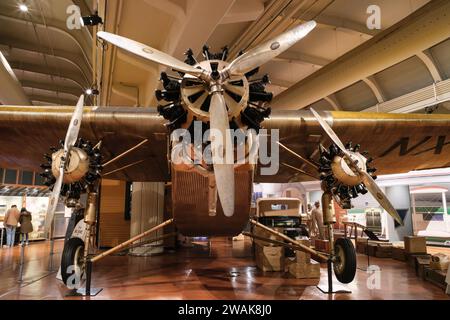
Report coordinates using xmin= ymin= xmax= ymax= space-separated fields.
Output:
xmin=319 ymin=142 xmax=376 ymax=209
xmin=41 ymin=139 xmax=102 ymax=204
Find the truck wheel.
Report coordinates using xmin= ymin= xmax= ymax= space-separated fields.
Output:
xmin=333 ymin=238 xmax=356 ymax=284
xmin=61 ymin=237 xmax=85 ymax=287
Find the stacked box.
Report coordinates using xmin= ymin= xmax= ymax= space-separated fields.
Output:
xmin=314 ymin=239 xmax=330 ymax=252
xmin=415 ymin=256 xmax=431 ymax=279
xmin=296 ymin=239 xmax=312 ymax=262
xmin=424 ymin=267 xmax=448 ymax=290
xmin=288 ymin=260 xmax=321 ymax=279
xmin=407 ymin=253 xmax=431 ymax=269
xmin=255 ymin=244 xmax=285 ymax=272
xmin=392 ymin=246 xmax=407 ymax=261
xmin=284 ymin=257 xmax=296 ymax=272
xmin=404 ymin=236 xmax=427 ymax=254
xmin=253 ymin=225 xmax=279 ymax=246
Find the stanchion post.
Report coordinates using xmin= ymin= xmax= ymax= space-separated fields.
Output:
xmin=85 ymin=259 xmax=92 ymax=296
xmin=48 ymin=220 xmax=55 ymax=271
xmin=18 ymin=243 xmax=25 ymax=283
xmin=327 ymin=259 xmax=333 ymax=293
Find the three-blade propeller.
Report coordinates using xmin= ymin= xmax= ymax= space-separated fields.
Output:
xmin=310 ymin=108 xmax=404 ymax=226
xmin=98 ymin=21 xmax=317 ymax=217
xmin=44 ymin=95 xmax=85 ymax=234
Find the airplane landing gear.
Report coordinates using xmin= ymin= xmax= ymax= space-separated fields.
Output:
xmin=61 ymin=237 xmax=85 ymax=286
xmin=62 ymin=190 xmax=103 ymax=296
xmin=333 ymin=238 xmax=357 ymax=284
xmin=316 ymin=192 xmax=353 ymax=294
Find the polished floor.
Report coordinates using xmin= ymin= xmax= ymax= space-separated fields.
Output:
xmin=0 ymin=238 xmax=449 ymax=300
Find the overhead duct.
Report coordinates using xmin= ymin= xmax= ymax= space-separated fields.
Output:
xmin=0 ymin=52 xmax=30 ymax=105
xmin=271 ymin=0 xmax=450 ymax=110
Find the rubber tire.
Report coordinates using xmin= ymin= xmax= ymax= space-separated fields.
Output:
xmin=61 ymin=237 xmax=85 ymax=286
xmin=333 ymin=238 xmax=356 ymax=284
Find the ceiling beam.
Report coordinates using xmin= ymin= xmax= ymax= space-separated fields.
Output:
xmin=324 ymin=94 xmax=342 ymax=111
xmin=0 ymin=7 xmax=92 ymax=67
xmin=363 ymin=78 xmax=450 ymax=113
xmin=314 ymin=14 xmax=377 ymax=37
xmin=271 ymin=0 xmax=450 ymax=110
xmin=0 ymin=39 xmax=92 ymax=84
xmin=416 ymin=50 xmax=443 ymax=82
xmin=10 ymin=62 xmax=87 ymax=90
xmin=228 ymin=0 xmax=292 ymax=58
xmin=21 ymin=80 xmax=82 ymax=97
xmin=362 ymin=76 xmax=386 ymax=103
xmin=28 ymin=94 xmax=77 ymax=106
xmin=274 ymin=51 xmax=331 ymax=67
xmin=269 ymin=78 xmax=293 ymax=89
xmin=220 ymin=0 xmax=265 ymax=24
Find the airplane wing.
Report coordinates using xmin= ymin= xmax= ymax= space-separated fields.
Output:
xmin=2 ymin=107 xmax=450 ymax=184
xmin=257 ymin=110 xmax=450 ymax=183
xmin=0 ymin=106 xmax=170 ymax=182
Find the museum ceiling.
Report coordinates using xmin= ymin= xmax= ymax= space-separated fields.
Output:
xmin=0 ymin=0 xmax=449 ymax=114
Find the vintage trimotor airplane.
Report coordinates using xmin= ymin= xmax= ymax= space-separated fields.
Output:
xmin=1 ymin=20 xmax=450 ymax=292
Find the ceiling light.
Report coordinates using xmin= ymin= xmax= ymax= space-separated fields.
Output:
xmin=19 ymin=4 xmax=28 ymax=12
xmin=85 ymin=88 xmax=99 ymax=96
xmin=80 ymin=12 xmax=103 ymax=26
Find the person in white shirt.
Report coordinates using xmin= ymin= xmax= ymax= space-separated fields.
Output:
xmin=311 ymin=201 xmax=324 ymax=240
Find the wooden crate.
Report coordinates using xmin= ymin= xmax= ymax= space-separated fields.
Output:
xmin=289 ymin=260 xmax=321 ymax=279
xmin=415 ymin=256 xmax=431 ymax=279
xmin=392 ymin=247 xmax=406 ymax=261
xmin=284 ymin=257 xmax=296 ymax=273
xmin=314 ymin=239 xmax=330 ymax=252
xmin=407 ymin=253 xmax=430 ymax=269
xmin=404 ymin=236 xmax=427 ymax=254
xmin=424 ymin=267 xmax=447 ymax=290
xmin=255 ymin=244 xmax=285 ymax=272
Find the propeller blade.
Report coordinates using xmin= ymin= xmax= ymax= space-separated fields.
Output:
xmin=98 ymin=31 xmax=206 ymax=78
xmin=64 ymin=95 xmax=84 ymax=151
xmin=310 ymin=108 xmax=349 ymax=157
xmin=360 ymin=172 xmax=404 ymax=226
xmin=225 ymin=21 xmax=316 ymax=76
xmin=311 ymin=108 xmax=404 ymax=226
xmin=45 ymin=95 xmax=85 ymax=234
xmin=44 ymin=167 xmax=64 ymax=234
xmin=209 ymin=92 xmax=235 ymax=217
